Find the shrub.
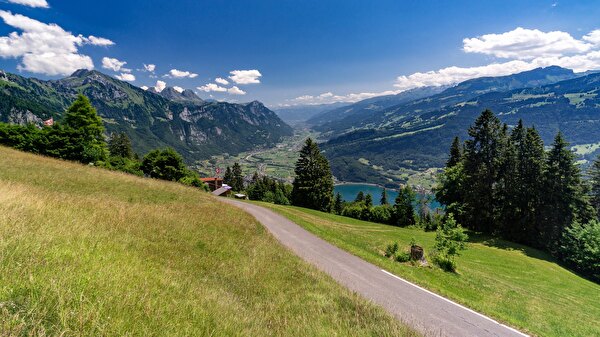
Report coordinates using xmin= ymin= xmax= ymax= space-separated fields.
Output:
xmin=384 ymin=243 xmax=399 ymax=258
xmin=395 ymin=252 xmax=411 ymax=263
xmin=370 ymin=205 xmax=392 ymax=224
xmin=433 ymin=213 xmax=468 ymax=272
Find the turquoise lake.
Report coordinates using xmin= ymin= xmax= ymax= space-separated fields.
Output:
xmin=334 ymin=184 xmax=441 ymax=209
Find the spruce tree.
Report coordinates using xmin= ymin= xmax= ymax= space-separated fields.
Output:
xmin=108 ymin=132 xmax=133 ymax=158
xmin=589 ymin=156 xmax=600 ymax=218
xmin=365 ymin=194 xmax=373 ymax=208
xmin=223 ymin=166 xmax=233 ymax=186
xmin=462 ymin=109 xmax=505 ymax=232
xmin=542 ymin=132 xmax=592 ymax=251
xmin=518 ymin=127 xmax=547 ymax=245
xmin=231 ymin=162 xmax=244 ymax=191
xmin=392 ymin=186 xmax=416 ymax=227
xmin=447 ymin=136 xmax=462 ymax=167
xmin=62 ymin=94 xmax=107 ymax=163
xmin=334 ymin=192 xmax=344 ymax=214
xmin=355 ymin=191 xmax=365 ymax=203
xmin=380 ymin=188 xmax=389 ymax=205
xmin=291 ymin=138 xmax=334 ymax=212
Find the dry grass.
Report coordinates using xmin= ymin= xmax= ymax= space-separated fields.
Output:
xmin=0 ymin=146 xmax=417 ymax=336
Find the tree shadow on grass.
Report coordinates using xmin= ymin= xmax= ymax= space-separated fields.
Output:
xmin=467 ymin=231 xmax=599 ymax=284
xmin=467 ymin=232 xmax=557 ymax=263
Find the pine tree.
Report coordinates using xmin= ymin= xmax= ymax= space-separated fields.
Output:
xmin=392 ymin=186 xmax=416 ymax=227
xmin=462 ymin=109 xmax=505 ymax=232
xmin=447 ymin=136 xmax=462 ymax=167
xmin=231 ymin=162 xmax=244 ymax=191
xmin=497 ymin=123 xmax=519 ymax=238
xmin=589 ymin=156 xmax=600 ymax=218
xmin=380 ymin=188 xmax=388 ymax=205
xmin=334 ymin=192 xmax=344 ymax=215
xmin=291 ymin=138 xmax=334 ymax=212
xmin=108 ymin=132 xmax=133 ymax=158
xmin=365 ymin=194 xmax=373 ymax=208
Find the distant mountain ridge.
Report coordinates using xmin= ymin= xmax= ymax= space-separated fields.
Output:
xmin=319 ymin=66 xmax=599 ymax=186
xmin=319 ymin=66 xmax=580 ymax=138
xmin=273 ymin=102 xmax=350 ymax=125
xmin=308 ymin=85 xmax=449 ymax=132
xmin=0 ymin=69 xmax=292 ymax=162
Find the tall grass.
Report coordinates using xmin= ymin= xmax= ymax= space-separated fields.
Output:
xmin=261 ymin=202 xmax=600 ymax=337
xmin=0 ymin=146 xmax=416 ymax=336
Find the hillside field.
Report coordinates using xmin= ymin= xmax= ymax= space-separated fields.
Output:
xmin=259 ymin=202 xmax=600 ymax=337
xmin=0 ymin=146 xmax=416 ymax=336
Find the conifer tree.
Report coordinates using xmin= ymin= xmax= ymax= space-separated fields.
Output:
xmin=291 ymin=138 xmax=334 ymax=212
xmin=447 ymin=136 xmax=462 ymax=167
xmin=462 ymin=109 xmax=505 ymax=232
xmin=542 ymin=132 xmax=592 ymax=251
xmin=334 ymin=192 xmax=344 ymax=214
xmin=589 ymin=156 xmax=600 ymax=218
xmin=62 ymin=94 xmax=107 ymax=162
xmin=380 ymin=188 xmax=389 ymax=205
xmin=231 ymin=162 xmax=244 ymax=191
xmin=365 ymin=193 xmax=373 ymax=208
xmin=392 ymin=186 xmax=416 ymax=227
xmin=355 ymin=191 xmax=365 ymax=203
xmin=108 ymin=132 xmax=133 ymax=158
xmin=223 ymin=166 xmax=233 ymax=186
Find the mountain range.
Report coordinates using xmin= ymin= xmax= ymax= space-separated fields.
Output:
xmin=0 ymin=69 xmax=292 ymax=162
xmin=314 ymin=66 xmax=600 ymax=186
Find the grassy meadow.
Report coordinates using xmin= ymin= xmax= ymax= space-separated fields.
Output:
xmin=0 ymin=146 xmax=417 ymax=336
xmin=259 ymin=202 xmax=600 ymax=337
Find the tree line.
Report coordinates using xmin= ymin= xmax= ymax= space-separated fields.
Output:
xmin=0 ymin=94 xmax=207 ymax=189
xmin=436 ymin=109 xmax=599 ymax=280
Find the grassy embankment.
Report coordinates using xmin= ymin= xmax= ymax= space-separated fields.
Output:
xmin=0 ymin=146 xmax=417 ymax=336
xmin=259 ymin=202 xmax=600 ymax=337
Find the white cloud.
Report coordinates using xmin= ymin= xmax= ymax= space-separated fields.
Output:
xmin=229 ymin=69 xmax=261 ymax=84
xmin=115 ymin=73 xmax=135 ymax=82
xmin=227 ymin=86 xmax=246 ymax=95
xmin=140 ymin=85 xmax=149 ymax=91
xmin=154 ymin=80 xmax=166 ymax=92
xmin=102 ymin=57 xmax=129 ymax=72
xmin=463 ymin=27 xmax=591 ymax=60
xmin=0 ymin=10 xmax=114 ymax=76
xmin=143 ymin=63 xmax=156 ymax=72
xmin=391 ymin=27 xmax=600 ymax=92
xmin=215 ymin=77 xmax=229 ymax=85
xmin=83 ymin=35 xmax=114 ymax=46
xmin=290 ymin=90 xmax=400 ymax=105
xmin=7 ymin=0 xmax=49 ymax=8
xmin=166 ymin=68 xmax=198 ymax=78
xmin=173 ymin=86 xmax=184 ymax=93
xmin=197 ymin=83 xmax=227 ymax=92
xmin=583 ymin=30 xmax=600 ymax=46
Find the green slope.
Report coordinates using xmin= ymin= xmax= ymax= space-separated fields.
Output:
xmin=260 ymin=202 xmax=600 ymax=337
xmin=0 ymin=146 xmax=416 ymax=336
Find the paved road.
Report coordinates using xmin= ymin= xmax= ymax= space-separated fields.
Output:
xmin=220 ymin=199 xmax=528 ymax=337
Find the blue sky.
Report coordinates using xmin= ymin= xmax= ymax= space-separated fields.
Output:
xmin=1 ymin=0 xmax=600 ymax=106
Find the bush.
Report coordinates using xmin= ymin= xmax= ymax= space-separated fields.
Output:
xmin=370 ymin=205 xmax=392 ymax=224
xmin=433 ymin=213 xmax=468 ymax=272
xmin=395 ymin=252 xmax=411 ymax=263
xmin=560 ymin=220 xmax=600 ymax=280
xmin=384 ymin=243 xmax=399 ymax=258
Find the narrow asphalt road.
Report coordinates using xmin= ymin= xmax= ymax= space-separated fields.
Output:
xmin=220 ymin=198 xmax=528 ymax=337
